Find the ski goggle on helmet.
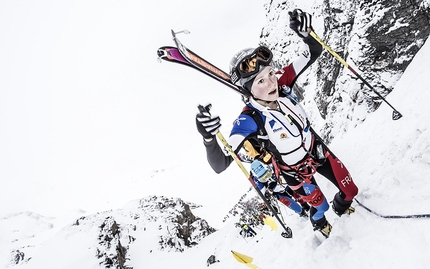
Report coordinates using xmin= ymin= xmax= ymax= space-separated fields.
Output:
xmin=230 ymin=46 xmax=273 ymax=94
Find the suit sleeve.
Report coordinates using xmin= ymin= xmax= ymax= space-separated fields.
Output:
xmin=277 ymin=35 xmax=322 ymax=87
xmin=202 ymin=113 xmax=259 ymax=174
xmin=203 ymin=138 xmax=233 ymax=174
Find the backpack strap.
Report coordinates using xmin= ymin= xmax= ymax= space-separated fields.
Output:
xmin=240 ymin=106 xmax=273 ymax=163
xmin=241 ymin=106 xmax=268 ymax=138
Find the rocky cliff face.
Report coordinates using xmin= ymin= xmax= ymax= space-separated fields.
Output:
xmin=86 ymin=196 xmax=216 ymax=268
xmin=140 ymin=196 xmax=216 ymax=252
xmin=261 ymin=0 xmax=430 ymax=141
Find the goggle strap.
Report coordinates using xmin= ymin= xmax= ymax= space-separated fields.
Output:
xmin=230 ymin=71 xmax=239 ymax=84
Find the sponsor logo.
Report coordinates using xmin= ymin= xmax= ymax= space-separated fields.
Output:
xmin=280 ymin=133 xmax=288 ymax=139
xmin=230 ymin=72 xmax=239 ymax=84
xmin=269 ymin=119 xmax=276 ymax=129
xmin=234 ymin=117 xmax=247 ymax=126
xmin=188 ymin=52 xmax=230 ymax=80
xmin=273 ymin=127 xmax=283 ymax=133
xmin=302 ymin=50 xmax=310 ymax=59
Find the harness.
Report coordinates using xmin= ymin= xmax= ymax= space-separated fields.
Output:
xmin=241 ymin=100 xmax=327 ymax=188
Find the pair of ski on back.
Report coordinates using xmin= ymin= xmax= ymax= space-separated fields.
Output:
xmin=158 ymin=30 xmax=247 ymax=96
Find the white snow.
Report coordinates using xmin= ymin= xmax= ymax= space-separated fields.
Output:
xmin=1 ymin=0 xmax=430 ymax=268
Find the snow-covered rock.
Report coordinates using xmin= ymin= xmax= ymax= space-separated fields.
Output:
xmin=0 ymin=196 xmax=215 ymax=269
xmin=261 ymin=0 xmax=430 ymax=141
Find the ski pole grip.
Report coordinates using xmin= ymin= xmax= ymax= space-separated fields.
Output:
xmin=198 ymin=104 xmax=212 ymax=114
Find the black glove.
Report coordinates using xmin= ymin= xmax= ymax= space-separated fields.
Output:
xmin=196 ymin=111 xmax=221 ymax=139
xmin=289 ymin=9 xmax=313 ymax=38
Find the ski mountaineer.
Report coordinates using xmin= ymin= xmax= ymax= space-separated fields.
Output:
xmin=195 ymin=9 xmax=359 ymax=238
xmin=239 ymin=223 xmax=257 ymax=237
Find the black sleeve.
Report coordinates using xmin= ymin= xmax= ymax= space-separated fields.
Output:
xmin=303 ymin=34 xmax=322 ymax=64
xmin=285 ymin=34 xmax=322 ymax=87
xmin=203 ymin=138 xmax=234 ymax=174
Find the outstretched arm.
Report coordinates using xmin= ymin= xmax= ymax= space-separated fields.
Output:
xmin=277 ymin=10 xmax=322 ymax=87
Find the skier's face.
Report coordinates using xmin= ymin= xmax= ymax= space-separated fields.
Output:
xmin=251 ymin=66 xmax=278 ymax=102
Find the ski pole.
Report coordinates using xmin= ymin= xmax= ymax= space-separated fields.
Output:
xmin=198 ymin=104 xmax=293 ymax=238
xmin=309 ymin=31 xmax=403 ymax=120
